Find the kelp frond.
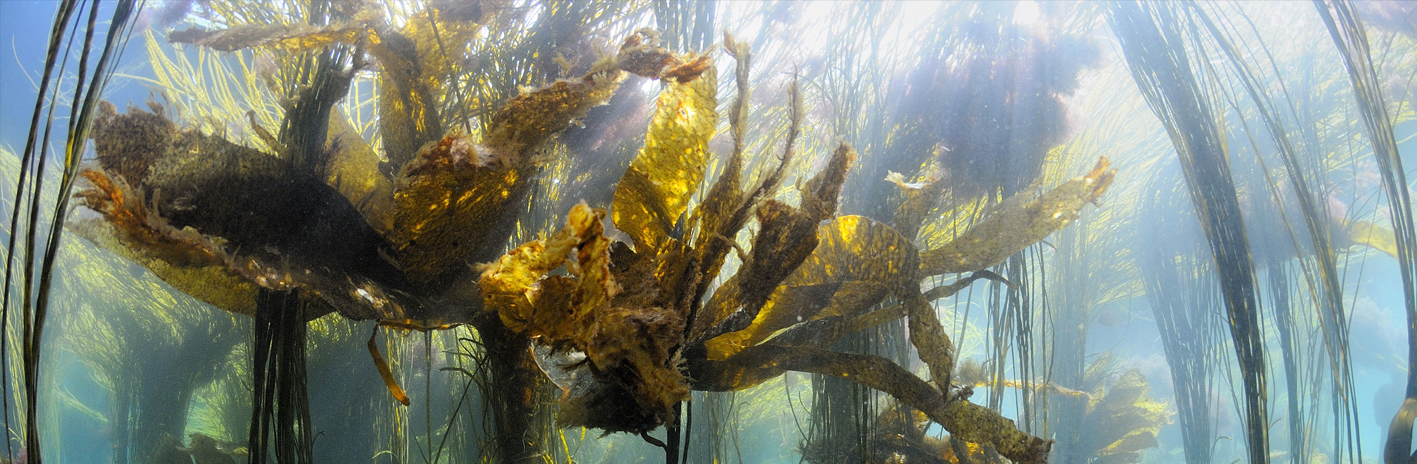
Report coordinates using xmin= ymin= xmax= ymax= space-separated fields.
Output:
xmin=918 ymin=157 xmax=1116 ymax=276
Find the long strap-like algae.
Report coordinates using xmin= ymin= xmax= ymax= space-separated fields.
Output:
xmin=1313 ymin=1 xmax=1417 ymax=462
xmin=1110 ymin=4 xmax=1271 ymax=463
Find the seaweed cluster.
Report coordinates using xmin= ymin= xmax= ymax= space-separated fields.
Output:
xmin=60 ymin=1 xmax=1124 ymax=463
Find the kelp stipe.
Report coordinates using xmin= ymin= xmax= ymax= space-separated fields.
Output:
xmin=1 ymin=0 xmax=142 ymax=461
xmin=1108 ymin=3 xmax=1270 ymax=464
xmin=1138 ymin=170 xmax=1223 ymax=464
xmin=1313 ymin=1 xmax=1417 ymax=463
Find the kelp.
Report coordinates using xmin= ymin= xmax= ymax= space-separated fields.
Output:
xmin=701 ymin=214 xmax=914 ymax=361
xmin=169 ymin=1 xmax=500 ymax=172
xmin=689 ymin=345 xmax=1052 ymax=464
xmin=1139 ymin=179 xmax=1223 ymax=464
xmin=918 ymin=157 xmax=1116 ymax=276
xmin=324 ymin=111 xmax=395 ymax=233
xmin=66 ymin=216 xmax=258 ymax=316
xmin=477 ymin=42 xmax=727 ymax=435
xmin=1109 ymin=4 xmax=1271 ymax=463
xmin=168 ymin=22 xmax=373 ymax=53
xmin=59 ymin=3 xmax=1145 ymax=461
xmin=247 ymin=289 xmax=313 ymax=464
xmin=1338 ymin=219 xmax=1399 ymax=258
xmin=684 ymin=67 xmax=803 ymax=338
xmin=1194 ymin=5 xmax=1367 ymax=459
xmin=610 ymin=52 xmax=717 ymax=251
xmin=480 ymin=203 xmax=687 ymax=433
xmin=78 ymin=102 xmax=409 ymax=321
xmin=492 ymin=153 xmax=1110 ymax=464
xmin=1 ymin=0 xmax=142 ymax=458
xmin=77 ymin=19 xmax=716 ymax=463
xmin=366 ymin=329 xmax=410 ymax=406
xmin=77 ymin=30 xmax=659 ymax=320
xmin=1312 ymin=4 xmax=1417 ymax=461
xmin=1074 ymin=370 xmax=1173 ymax=464
xmin=388 ymin=43 xmax=647 ymax=292
xmin=689 ymin=143 xmax=852 ymax=347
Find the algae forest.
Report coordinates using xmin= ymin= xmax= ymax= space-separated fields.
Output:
xmin=0 ymin=1 xmax=1415 ymax=463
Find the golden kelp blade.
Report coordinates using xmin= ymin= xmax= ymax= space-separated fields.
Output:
xmin=1338 ymin=219 xmax=1398 ymax=258
xmin=370 ymin=5 xmax=492 ymax=170
xmin=704 ymin=215 xmax=914 ymax=360
xmin=920 ymin=156 xmax=1117 ymax=276
xmin=368 ymin=329 xmax=411 ymax=406
xmin=611 ymin=62 xmax=718 ymax=251
xmin=389 ymin=65 xmax=624 ymax=291
xmin=478 ymin=203 xmax=606 ymax=338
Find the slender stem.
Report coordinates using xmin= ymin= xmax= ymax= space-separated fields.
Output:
xmin=665 ymin=402 xmax=681 ymax=464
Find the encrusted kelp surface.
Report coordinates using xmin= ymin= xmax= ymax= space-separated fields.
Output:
xmin=168 ymin=21 xmax=374 ymax=53
xmin=479 ymin=203 xmax=688 ymax=433
xmin=70 ymin=174 xmax=259 ymax=316
xmin=79 ymin=102 xmax=403 ymax=320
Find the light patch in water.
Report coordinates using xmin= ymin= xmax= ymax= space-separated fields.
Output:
xmin=1014 ymin=1 xmax=1042 ymax=25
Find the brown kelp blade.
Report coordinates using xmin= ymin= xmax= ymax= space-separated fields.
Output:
xmin=367 ymin=328 xmax=410 ymax=406
xmin=691 ymin=143 xmax=856 ymax=345
xmin=919 ymin=156 xmax=1116 ymax=276
xmin=702 ymin=215 xmax=915 ymax=360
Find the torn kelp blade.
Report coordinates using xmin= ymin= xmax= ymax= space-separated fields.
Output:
xmin=367 ymin=328 xmax=410 ymax=406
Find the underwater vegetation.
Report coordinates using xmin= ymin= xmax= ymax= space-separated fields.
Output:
xmin=1 ymin=1 xmax=1416 ymax=464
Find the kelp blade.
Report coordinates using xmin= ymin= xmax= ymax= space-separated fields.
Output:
xmin=611 ymin=62 xmax=718 ymax=251
xmin=920 ymin=156 xmax=1116 ymax=276
xmin=703 ymin=215 xmax=914 ymax=360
